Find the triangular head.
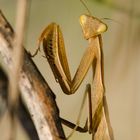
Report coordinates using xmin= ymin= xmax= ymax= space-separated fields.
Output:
xmin=80 ymin=14 xmax=108 ymax=40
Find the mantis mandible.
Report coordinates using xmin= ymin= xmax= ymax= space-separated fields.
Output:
xmin=32 ymin=1 xmax=114 ymax=140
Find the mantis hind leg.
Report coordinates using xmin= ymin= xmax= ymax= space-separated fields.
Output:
xmin=61 ymin=84 xmax=92 ymax=139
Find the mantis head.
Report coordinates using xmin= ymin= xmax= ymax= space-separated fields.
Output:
xmin=80 ymin=14 xmax=108 ymax=40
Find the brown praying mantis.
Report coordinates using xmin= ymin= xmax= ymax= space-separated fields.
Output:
xmin=31 ymin=1 xmax=114 ymax=140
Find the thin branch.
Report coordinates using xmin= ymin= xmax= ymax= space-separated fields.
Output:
xmin=0 ymin=10 xmax=66 ymax=140
xmin=8 ymin=0 xmax=27 ymax=111
xmin=0 ymin=67 xmax=39 ymax=140
xmin=8 ymin=0 xmax=28 ymax=139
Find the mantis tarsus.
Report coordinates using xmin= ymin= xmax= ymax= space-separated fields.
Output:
xmin=32 ymin=4 xmax=114 ymax=140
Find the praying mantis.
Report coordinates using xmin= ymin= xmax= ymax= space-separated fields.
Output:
xmin=31 ymin=1 xmax=114 ymax=140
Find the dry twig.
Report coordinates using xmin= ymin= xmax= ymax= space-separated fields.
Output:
xmin=8 ymin=0 xmax=28 ymax=139
xmin=0 ymin=10 xmax=65 ymax=140
xmin=0 ymin=67 xmax=39 ymax=140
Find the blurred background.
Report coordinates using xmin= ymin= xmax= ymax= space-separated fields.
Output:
xmin=0 ymin=0 xmax=140 ymax=140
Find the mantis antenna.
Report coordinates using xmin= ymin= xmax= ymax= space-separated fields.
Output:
xmin=80 ymin=0 xmax=121 ymax=25
xmin=80 ymin=0 xmax=92 ymax=15
xmin=101 ymin=17 xmax=122 ymax=25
